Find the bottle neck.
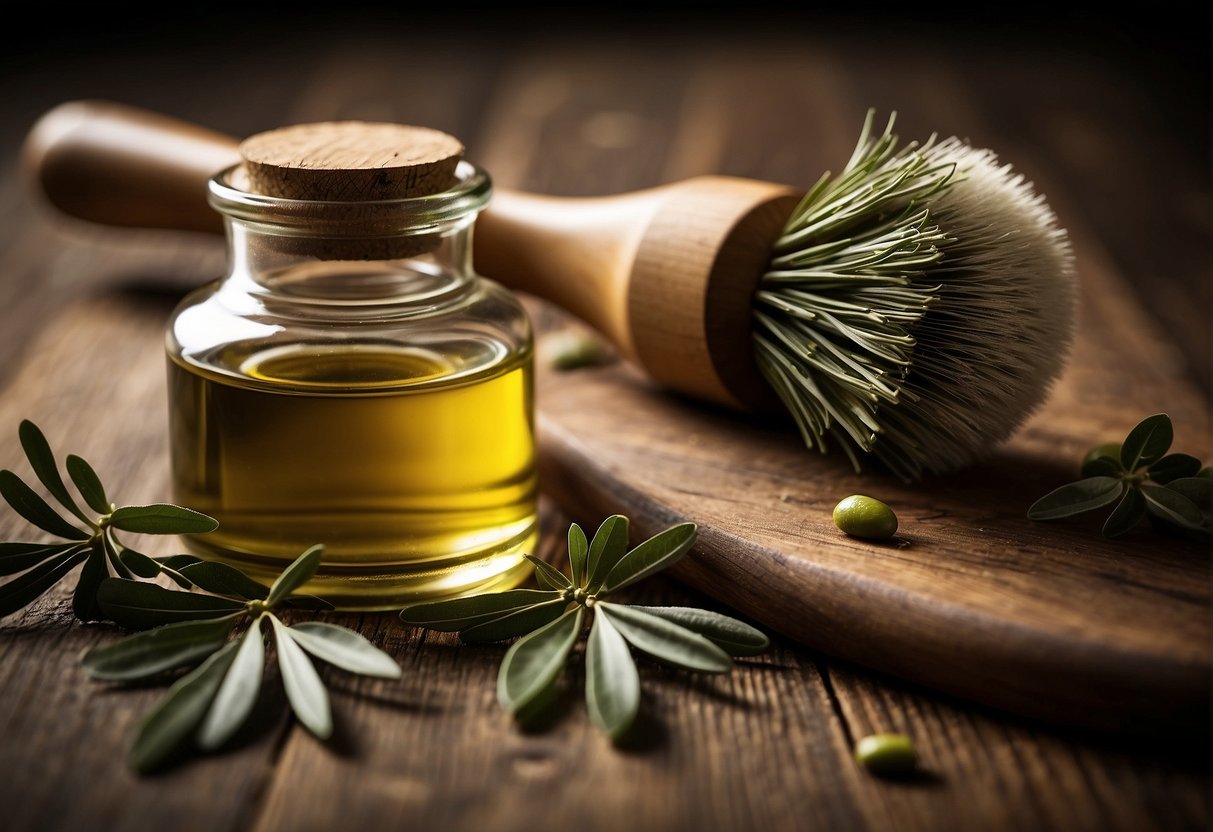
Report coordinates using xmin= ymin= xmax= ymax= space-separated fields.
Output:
xmin=207 ymin=160 xmax=492 ymax=312
xmin=220 ymin=214 xmax=478 ymax=310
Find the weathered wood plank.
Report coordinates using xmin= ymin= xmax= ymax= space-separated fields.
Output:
xmin=0 ymin=20 xmax=1206 ymax=832
xmin=0 ymin=297 xmax=289 ymax=832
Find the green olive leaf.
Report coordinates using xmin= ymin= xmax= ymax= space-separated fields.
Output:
xmin=197 ymin=620 xmax=266 ymax=750
xmin=1147 ymin=453 xmax=1203 ymax=485
xmin=497 ymin=607 xmax=584 ymax=715
xmin=97 ymin=578 xmax=246 ymax=630
xmin=155 ymin=554 xmax=206 ymax=588
xmin=287 ymin=622 xmax=401 ymax=679
xmin=0 ymin=544 xmax=89 ymax=617
xmin=82 ymin=614 xmax=241 ymax=681
xmin=114 ymin=541 xmax=162 ymax=579
xmin=66 ymin=454 xmax=110 ymax=514
xmin=585 ymin=610 xmax=639 ymax=740
xmin=568 ymin=523 xmax=589 ymax=587
xmin=585 ymin=515 xmax=630 ymax=592
xmin=1120 ymin=413 xmax=1173 ymax=471
xmin=108 ymin=504 xmax=219 ymax=535
xmin=599 ymin=522 xmax=697 ymax=595
xmin=0 ymin=542 xmax=74 ymax=577
xmin=525 ymin=555 xmax=572 ymax=591
xmin=270 ymin=615 xmax=332 ymax=739
xmin=71 ymin=538 xmax=109 ymax=622
xmin=101 ymin=533 xmax=133 ymax=579
xmin=157 ymin=554 xmax=207 ymax=571
xmin=1165 ymin=477 xmax=1212 ymax=511
xmin=399 ymin=588 xmax=564 ymax=631
xmin=18 ymin=420 xmax=90 ymax=525
xmin=1027 ymin=477 xmax=1124 ymax=521
xmin=179 ymin=561 xmax=269 ymax=601
xmin=1141 ymin=483 xmax=1206 ymax=530
xmin=128 ymin=640 xmax=239 ymax=774
xmin=621 ymin=605 xmax=770 ymax=656
xmin=265 ymin=545 xmax=323 ymax=607
xmin=1103 ymin=486 xmax=1146 ymax=538
xmin=0 ymin=470 xmax=90 ymax=540
xmin=598 ymin=602 xmax=732 ymax=672
xmin=459 ymin=599 xmax=569 ymax=644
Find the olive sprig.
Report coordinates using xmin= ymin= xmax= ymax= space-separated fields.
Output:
xmin=0 ymin=419 xmax=220 ymax=622
xmin=400 ymin=516 xmax=770 ymax=739
xmin=83 ymin=545 xmax=401 ymax=773
xmin=1028 ymin=413 xmax=1211 ymax=538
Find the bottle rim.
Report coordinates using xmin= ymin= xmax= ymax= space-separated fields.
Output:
xmin=206 ymin=160 xmax=493 ymax=236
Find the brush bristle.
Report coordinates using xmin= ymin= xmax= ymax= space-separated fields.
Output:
xmin=753 ymin=112 xmax=1074 ymax=480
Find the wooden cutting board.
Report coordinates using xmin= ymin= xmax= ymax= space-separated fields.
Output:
xmin=523 ymin=216 xmax=1211 ymax=738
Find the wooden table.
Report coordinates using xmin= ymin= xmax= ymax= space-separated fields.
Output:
xmin=1 ymin=9 xmax=1208 ymax=831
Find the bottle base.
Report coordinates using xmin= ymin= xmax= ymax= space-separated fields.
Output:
xmin=181 ymin=523 xmax=539 ymax=611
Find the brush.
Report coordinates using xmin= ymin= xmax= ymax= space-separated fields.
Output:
xmin=23 ymin=101 xmax=1073 ymax=481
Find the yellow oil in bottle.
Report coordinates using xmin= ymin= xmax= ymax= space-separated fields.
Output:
xmin=167 ymin=341 xmax=537 ymax=609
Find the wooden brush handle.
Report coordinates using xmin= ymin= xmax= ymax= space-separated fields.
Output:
xmin=23 ymin=100 xmax=798 ymax=409
xmin=24 ymin=100 xmax=240 ymax=234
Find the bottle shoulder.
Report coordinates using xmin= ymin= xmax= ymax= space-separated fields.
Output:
xmin=167 ymin=274 xmax=532 ymax=389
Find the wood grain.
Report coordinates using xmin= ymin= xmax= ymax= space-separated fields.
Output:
xmin=0 ymin=16 xmax=1207 ymax=832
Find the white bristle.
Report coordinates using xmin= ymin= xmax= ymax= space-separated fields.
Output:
xmin=753 ymin=113 xmax=1075 ymax=480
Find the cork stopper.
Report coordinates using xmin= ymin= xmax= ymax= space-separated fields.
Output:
xmin=234 ymin=121 xmax=465 ymax=259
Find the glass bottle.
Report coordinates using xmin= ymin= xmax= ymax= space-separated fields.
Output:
xmin=165 ymin=160 xmax=537 ymax=610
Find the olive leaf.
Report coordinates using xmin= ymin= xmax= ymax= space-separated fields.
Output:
xmin=400 ymin=518 xmax=770 ymax=740
xmin=178 ymin=561 xmax=270 ymax=601
xmin=586 ymin=515 xmax=630 ymax=591
xmin=98 ymin=579 xmax=247 ymax=630
xmin=128 ymin=641 xmax=240 ymax=774
xmin=497 ymin=607 xmax=584 ymax=714
xmin=83 ymin=545 xmax=402 ymax=773
xmin=597 ymin=602 xmax=732 ymax=672
xmin=1147 ymin=454 xmax=1202 ymax=485
xmin=82 ymin=615 xmax=242 ymax=681
xmin=585 ymin=610 xmax=639 ymax=739
xmin=1120 ymin=413 xmax=1172 ymax=472
xmin=197 ymin=621 xmax=265 ymax=750
xmin=286 ymin=622 xmax=403 ymax=678
xmin=599 ymin=522 xmax=697 ymax=593
xmin=1103 ymin=487 xmax=1146 ymax=538
xmin=19 ymin=420 xmax=90 ymax=525
xmin=1027 ymin=478 xmax=1124 ymax=521
xmin=108 ymin=504 xmax=219 ymax=535
xmin=624 ymin=605 xmax=770 ymax=656
xmin=1028 ymin=413 xmax=1211 ymax=540
xmin=399 ymin=588 xmax=564 ymax=632
xmin=0 ymin=419 xmax=221 ymax=622
xmin=66 ymin=454 xmax=110 ymax=514
xmin=271 ymin=615 xmax=332 ymax=739
xmin=568 ymin=523 xmax=589 ymax=587
xmin=1141 ymin=484 xmax=1205 ymax=530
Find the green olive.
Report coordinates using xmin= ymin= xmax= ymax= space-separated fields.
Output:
xmin=854 ymin=732 xmax=918 ymax=777
xmin=1198 ymin=467 xmax=1213 ymax=480
xmin=542 ymin=330 xmax=612 ymax=371
xmin=833 ymin=495 xmax=898 ymax=539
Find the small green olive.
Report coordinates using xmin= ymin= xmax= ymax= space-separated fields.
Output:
xmin=1081 ymin=441 xmax=1122 ymax=476
xmin=833 ymin=495 xmax=898 ymax=539
xmin=541 ymin=330 xmax=612 ymax=371
xmin=1198 ymin=467 xmax=1213 ymax=480
xmin=854 ymin=732 xmax=918 ymax=777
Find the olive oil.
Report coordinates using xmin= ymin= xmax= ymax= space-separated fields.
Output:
xmin=168 ymin=342 xmax=537 ymax=609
